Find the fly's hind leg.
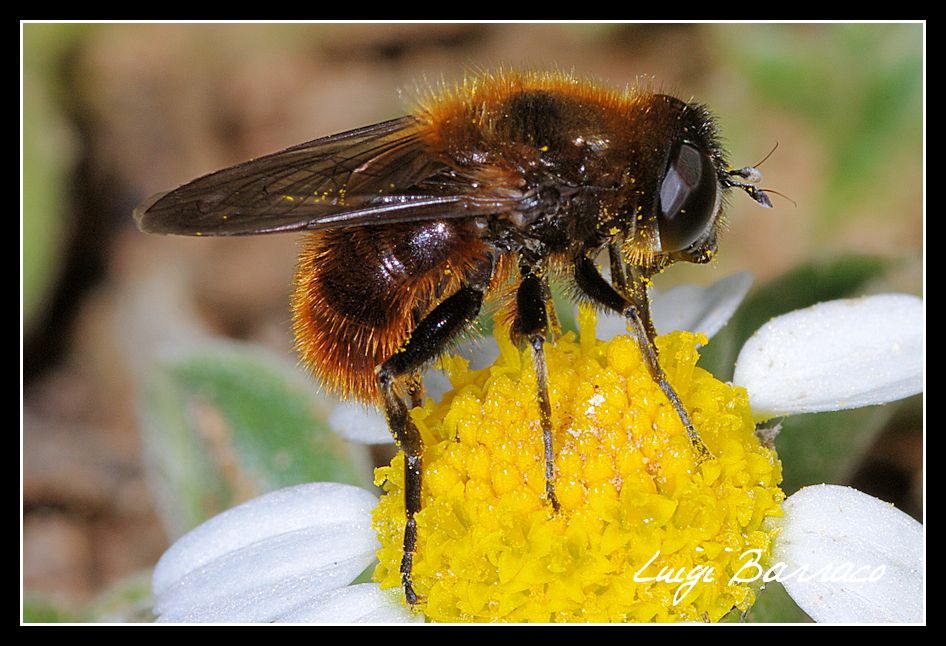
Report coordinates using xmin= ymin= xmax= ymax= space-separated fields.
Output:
xmin=511 ymin=270 xmax=560 ymax=512
xmin=574 ymin=254 xmax=712 ymax=461
xmin=377 ymin=261 xmax=492 ymax=607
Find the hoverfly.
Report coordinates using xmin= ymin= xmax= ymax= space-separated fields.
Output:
xmin=135 ymin=70 xmax=772 ymax=606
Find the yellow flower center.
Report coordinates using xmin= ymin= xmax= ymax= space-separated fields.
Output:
xmin=373 ymin=306 xmax=784 ymax=622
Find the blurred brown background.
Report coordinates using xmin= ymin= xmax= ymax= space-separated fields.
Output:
xmin=22 ymin=23 xmax=923 ymax=621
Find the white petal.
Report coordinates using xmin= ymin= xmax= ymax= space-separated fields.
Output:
xmin=328 ymin=403 xmax=393 ymax=445
xmin=774 ymin=484 xmax=924 ymax=623
xmin=597 ymin=272 xmax=753 ymax=340
xmin=733 ymin=294 xmax=923 ymax=419
xmin=652 ymin=271 xmax=754 ymax=338
xmin=277 ymin=583 xmax=424 ymax=623
xmin=153 ymin=483 xmax=379 ymax=623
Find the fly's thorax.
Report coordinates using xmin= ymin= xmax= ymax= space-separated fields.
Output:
xmin=416 ymin=72 xmax=732 ymax=269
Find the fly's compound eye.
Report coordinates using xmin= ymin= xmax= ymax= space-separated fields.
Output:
xmin=657 ymin=142 xmax=720 ymax=252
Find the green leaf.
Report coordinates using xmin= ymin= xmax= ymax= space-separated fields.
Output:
xmin=775 ymin=395 xmax=921 ymax=497
xmin=22 ymin=25 xmax=84 ymax=331
xmin=738 ymin=581 xmax=812 ymax=623
xmin=138 ymin=342 xmax=373 ymax=538
xmin=24 ymin=573 xmax=157 ymax=623
xmin=85 ymin=571 xmax=156 ymax=623
xmin=774 ymin=407 xmax=890 ymax=497
xmin=22 ymin=598 xmax=83 ymax=623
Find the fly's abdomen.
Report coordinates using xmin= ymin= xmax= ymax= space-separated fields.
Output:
xmin=291 ymin=220 xmax=489 ymax=402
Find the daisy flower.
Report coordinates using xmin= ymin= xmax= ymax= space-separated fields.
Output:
xmin=150 ymin=276 xmax=923 ymax=623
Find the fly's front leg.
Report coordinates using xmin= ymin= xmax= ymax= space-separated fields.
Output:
xmin=574 ymin=255 xmax=712 ymax=461
xmin=378 ymin=273 xmax=489 ymax=607
xmin=512 ymin=270 xmax=560 ymax=512
xmin=625 ymin=264 xmax=659 ymax=342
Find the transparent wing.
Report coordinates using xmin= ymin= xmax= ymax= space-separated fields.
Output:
xmin=134 ymin=116 xmax=517 ymax=236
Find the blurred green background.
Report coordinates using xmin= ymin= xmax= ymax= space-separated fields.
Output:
xmin=22 ymin=23 xmax=923 ymax=622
